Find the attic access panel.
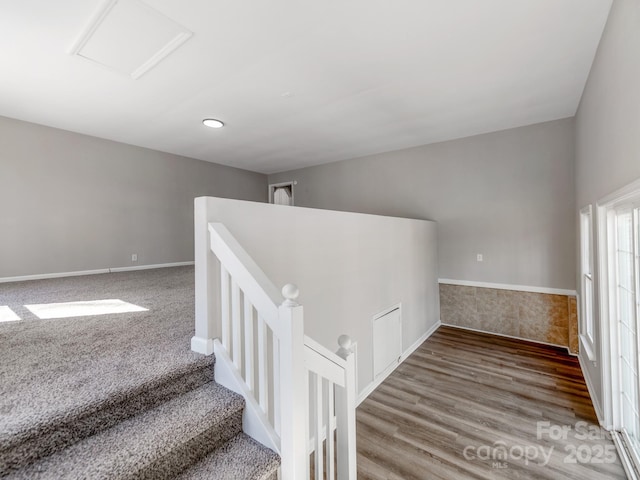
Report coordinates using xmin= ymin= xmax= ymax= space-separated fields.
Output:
xmin=71 ymin=0 xmax=192 ymax=79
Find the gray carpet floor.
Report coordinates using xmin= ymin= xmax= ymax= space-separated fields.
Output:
xmin=0 ymin=266 xmax=206 ymax=450
xmin=0 ymin=266 xmax=280 ymax=479
xmin=6 ymin=382 xmax=245 ymax=479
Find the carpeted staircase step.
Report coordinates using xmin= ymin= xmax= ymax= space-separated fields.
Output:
xmin=177 ymin=433 xmax=280 ymax=480
xmin=0 ymin=356 xmax=215 ymax=476
xmin=5 ymin=382 xmax=244 ymax=480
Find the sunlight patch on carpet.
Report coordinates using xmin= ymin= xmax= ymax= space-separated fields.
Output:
xmin=0 ymin=306 xmax=21 ymax=322
xmin=25 ymin=299 xmax=148 ymax=319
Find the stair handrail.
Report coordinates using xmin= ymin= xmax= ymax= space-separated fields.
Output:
xmin=208 ymin=222 xmax=283 ymax=336
xmin=204 ymin=222 xmax=357 ymax=480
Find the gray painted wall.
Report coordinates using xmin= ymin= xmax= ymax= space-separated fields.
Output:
xmin=0 ymin=116 xmax=267 ymax=278
xmin=575 ymin=0 xmax=640 ymax=417
xmin=269 ymin=118 xmax=576 ymax=290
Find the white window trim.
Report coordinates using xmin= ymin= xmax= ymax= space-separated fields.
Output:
xmin=580 ymin=204 xmax=596 ymax=360
xmin=597 ymin=176 xmax=640 ymax=436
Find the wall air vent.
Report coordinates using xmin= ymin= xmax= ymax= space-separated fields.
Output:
xmin=69 ymin=0 xmax=192 ymax=79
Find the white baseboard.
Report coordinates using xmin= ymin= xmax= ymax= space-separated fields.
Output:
xmin=578 ymin=353 xmax=605 ymax=427
xmin=0 ymin=261 xmax=195 ymax=283
xmin=110 ymin=261 xmax=194 ymax=273
xmin=443 ymin=323 xmax=573 ymax=353
xmin=0 ymin=269 xmax=110 ymax=283
xmin=438 ymin=278 xmax=576 ymax=297
xmin=357 ymin=320 xmax=441 ymax=405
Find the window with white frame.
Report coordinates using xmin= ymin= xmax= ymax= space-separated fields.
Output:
xmin=580 ymin=204 xmax=595 ymax=357
xmin=598 ymin=177 xmax=640 ymax=471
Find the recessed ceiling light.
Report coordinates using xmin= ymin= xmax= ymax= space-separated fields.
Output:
xmin=203 ymin=118 xmax=224 ymax=128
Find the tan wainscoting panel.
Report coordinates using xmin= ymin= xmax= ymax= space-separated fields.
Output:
xmin=439 ymin=283 xmax=578 ymax=353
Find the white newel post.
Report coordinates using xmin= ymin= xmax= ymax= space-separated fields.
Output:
xmin=336 ymin=335 xmax=357 ymax=480
xmin=278 ymin=284 xmax=307 ymax=480
xmin=192 ymin=198 xmax=218 ymax=355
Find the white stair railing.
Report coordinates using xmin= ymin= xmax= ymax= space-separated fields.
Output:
xmin=305 ymin=335 xmax=357 ymax=480
xmin=203 ymin=222 xmax=357 ymax=480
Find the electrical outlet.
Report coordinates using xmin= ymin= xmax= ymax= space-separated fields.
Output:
xmin=477 ymin=254 xmax=483 ymax=262
xmin=131 ymin=254 xmax=138 ymax=262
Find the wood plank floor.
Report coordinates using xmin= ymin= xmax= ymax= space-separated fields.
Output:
xmin=356 ymin=326 xmax=627 ymax=479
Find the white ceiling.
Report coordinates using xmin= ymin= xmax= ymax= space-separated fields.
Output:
xmin=0 ymin=0 xmax=612 ymax=174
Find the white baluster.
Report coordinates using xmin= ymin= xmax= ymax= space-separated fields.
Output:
xmin=231 ymin=280 xmax=242 ymax=371
xmin=325 ymin=380 xmax=335 ymax=480
xmin=220 ymin=266 xmax=230 ymax=350
xmin=244 ymin=296 xmax=255 ymax=392
xmin=314 ymin=373 xmax=324 ymax=480
xmin=273 ymin=335 xmax=281 ymax=435
xmin=335 ymin=335 xmax=357 ymax=480
xmin=257 ymin=315 xmax=269 ymax=415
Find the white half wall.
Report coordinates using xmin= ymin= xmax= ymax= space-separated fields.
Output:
xmin=195 ymin=197 xmax=439 ymax=397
